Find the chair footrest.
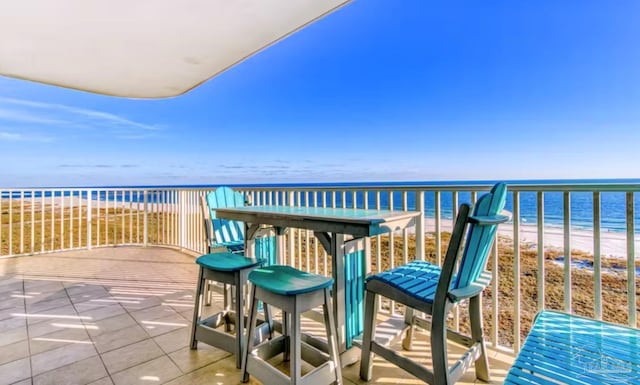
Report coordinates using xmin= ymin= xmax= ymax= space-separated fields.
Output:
xmin=247 ymin=346 xmax=338 ymax=385
xmin=199 ymin=310 xmax=231 ymax=329
xmin=194 ymin=324 xmax=237 ymax=354
xmin=352 ymin=315 xmax=409 ymax=349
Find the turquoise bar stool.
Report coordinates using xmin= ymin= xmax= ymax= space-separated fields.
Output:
xmin=242 ymin=265 xmax=343 ymax=385
xmin=189 ymin=252 xmax=271 ymax=369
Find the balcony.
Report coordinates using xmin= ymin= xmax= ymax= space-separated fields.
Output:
xmin=1 ymin=181 xmax=638 ymax=384
xmin=0 ymin=246 xmax=514 ymax=384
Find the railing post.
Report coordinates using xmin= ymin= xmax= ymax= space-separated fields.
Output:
xmin=288 ymin=190 xmax=295 ymax=266
xmin=593 ymin=192 xmax=602 ymax=320
xmin=626 ymin=192 xmax=636 ymax=327
xmin=416 ymin=191 xmax=425 ymax=261
xmin=563 ymin=191 xmax=572 ymax=313
xmin=19 ymin=191 xmax=24 ymax=255
xmin=180 ymin=190 xmax=187 ymax=250
xmin=143 ymin=190 xmax=148 ymax=247
xmin=513 ymin=191 xmax=521 ymax=352
xmin=536 ymin=191 xmax=545 ymax=311
xmin=435 ymin=191 xmax=441 ymax=266
xmin=87 ymin=190 xmax=92 ymax=250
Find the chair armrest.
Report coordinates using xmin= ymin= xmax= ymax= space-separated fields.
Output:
xmin=448 ymin=284 xmax=484 ymax=302
xmin=469 ymin=210 xmax=511 ymax=225
xmin=448 ymin=271 xmax=492 ymax=301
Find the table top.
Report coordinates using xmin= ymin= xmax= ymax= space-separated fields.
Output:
xmin=215 ymin=205 xmax=421 ymax=237
xmin=506 ymin=310 xmax=640 ymax=384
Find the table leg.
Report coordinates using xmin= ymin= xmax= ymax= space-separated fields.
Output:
xmin=343 ymin=237 xmax=367 ymax=349
xmin=330 ymin=233 xmax=347 ymax=353
xmin=275 ymin=227 xmax=286 ymax=265
xmin=327 ymin=234 xmax=369 ymax=353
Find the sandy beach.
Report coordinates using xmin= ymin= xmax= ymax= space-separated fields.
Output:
xmin=421 ymin=217 xmax=640 ymax=259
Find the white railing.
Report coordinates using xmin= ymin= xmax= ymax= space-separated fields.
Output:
xmin=1 ymin=182 xmax=639 ymax=355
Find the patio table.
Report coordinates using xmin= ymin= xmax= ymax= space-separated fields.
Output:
xmin=214 ymin=205 xmax=421 ymax=365
xmin=505 ymin=310 xmax=640 ymax=384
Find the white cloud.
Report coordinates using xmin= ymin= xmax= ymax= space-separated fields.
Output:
xmin=0 ymin=131 xmax=53 ymax=142
xmin=0 ymin=108 xmax=70 ymax=125
xmin=0 ymin=97 xmax=162 ymax=138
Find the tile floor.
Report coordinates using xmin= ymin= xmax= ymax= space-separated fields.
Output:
xmin=0 ymin=246 xmax=512 ymax=385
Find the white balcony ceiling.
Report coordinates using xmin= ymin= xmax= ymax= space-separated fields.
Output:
xmin=0 ymin=0 xmax=350 ymax=98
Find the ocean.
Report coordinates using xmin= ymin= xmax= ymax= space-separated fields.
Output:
xmin=3 ymin=179 xmax=640 ymax=235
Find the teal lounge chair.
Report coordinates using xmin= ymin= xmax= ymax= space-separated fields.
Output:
xmin=360 ymin=182 xmax=510 ymax=385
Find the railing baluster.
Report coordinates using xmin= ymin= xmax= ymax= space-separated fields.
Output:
xmin=452 ymin=190 xmax=460 ymax=332
xmin=288 ymin=191 xmax=295 ymax=266
xmin=30 ymin=190 xmax=35 ymax=253
xmin=20 ymin=191 xmax=24 ymax=255
xmin=0 ymin=192 xmax=3 ymax=256
xmin=313 ymin=190 xmax=319 ymax=274
xmin=0 ymin=193 xmax=3 ymax=256
xmin=416 ymin=191 xmax=425 ymax=261
xmin=435 ymin=191 xmax=441 ymax=266
xmin=537 ymin=191 xmax=545 ymax=311
xmin=61 ymin=190 xmax=65 ymax=250
xmin=491 ymin=238 xmax=499 ymax=348
xmin=87 ymin=190 xmax=92 ymax=249
xmin=77 ymin=190 xmax=82 ymax=247
xmin=50 ymin=191 xmax=54 ymax=251
xmin=388 ymin=190 xmax=396 ymax=316
xmin=323 ymin=190 xmax=328 ymax=276
xmin=106 ymin=190 xmax=110 ymax=245
xmin=402 ymin=191 xmax=409 ymax=265
xmin=70 ymin=190 xmax=74 ymax=248
xmin=563 ymin=191 xmax=572 ymax=313
xmin=96 ymin=191 xmax=100 ymax=247
xmin=41 ymin=190 xmax=45 ymax=252
xmin=305 ymin=191 xmax=311 ymax=271
xmin=128 ymin=189 xmax=133 ymax=244
xmin=513 ymin=191 xmax=521 ymax=352
xmin=164 ymin=190 xmax=168 ymax=245
xmin=120 ymin=190 xmax=125 ymax=245
xmin=375 ymin=190 xmax=382 ymax=312
xmin=136 ymin=190 xmax=142 ymax=245
xmin=626 ymin=192 xmax=636 ymax=326
xmin=593 ymin=191 xmax=602 ymax=320
xmin=9 ymin=192 xmax=13 ymax=256
xmin=144 ymin=190 xmax=149 ymax=247
xmin=156 ymin=191 xmax=161 ymax=245
xmin=296 ymin=191 xmax=302 ymax=269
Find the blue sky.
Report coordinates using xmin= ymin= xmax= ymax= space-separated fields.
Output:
xmin=1 ymin=0 xmax=639 ymax=187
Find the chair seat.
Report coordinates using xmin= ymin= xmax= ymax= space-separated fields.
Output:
xmin=211 ymin=240 xmax=245 ymax=253
xmin=249 ymin=265 xmax=333 ymax=295
xmin=196 ymin=252 xmax=260 ymax=272
xmin=367 ymin=260 xmax=448 ymax=304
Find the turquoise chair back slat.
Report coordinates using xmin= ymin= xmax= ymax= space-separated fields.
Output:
xmin=206 ymin=187 xmax=245 ymax=245
xmin=454 ymin=182 xmax=507 ymax=289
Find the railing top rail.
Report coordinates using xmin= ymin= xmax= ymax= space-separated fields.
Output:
xmin=231 ymin=183 xmax=640 ymax=193
xmin=2 ymin=182 xmax=640 ymax=194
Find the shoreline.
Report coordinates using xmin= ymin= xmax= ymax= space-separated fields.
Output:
xmin=421 ymin=218 xmax=640 ymax=259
